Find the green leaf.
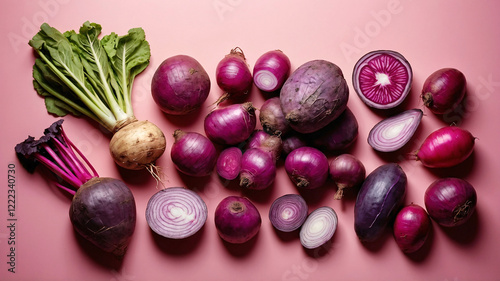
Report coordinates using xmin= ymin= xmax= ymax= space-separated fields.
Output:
xmin=44 ymin=96 xmax=82 ymax=117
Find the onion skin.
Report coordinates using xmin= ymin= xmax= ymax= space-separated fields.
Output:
xmin=354 ymin=163 xmax=407 ymax=243
xmin=308 ymin=107 xmax=359 ymax=152
xmin=216 ymin=47 xmax=253 ymax=98
xmin=269 ymin=194 xmax=308 ymax=232
xmin=253 ymin=50 xmax=291 ymax=92
xmin=259 ymin=97 xmax=290 ymax=136
xmin=415 ymin=126 xmax=475 ymax=168
xmin=393 ymin=204 xmax=431 ymax=254
xmin=170 ymin=130 xmax=217 ymax=177
xmin=285 ymin=147 xmax=329 ymax=190
xmin=69 ymin=177 xmax=136 ymax=257
xmin=204 ymin=102 xmax=257 ymax=146
xmin=424 ymin=178 xmax=477 ymax=227
xmin=239 ymin=148 xmax=276 ymax=190
xmin=151 ymin=55 xmax=211 ymax=115
xmin=329 ymin=154 xmax=366 ymax=200
xmin=245 ymin=130 xmax=282 ymax=161
xmin=421 ymin=68 xmax=466 ymax=114
xmin=216 ymin=147 xmax=242 ymax=181
xmin=300 ymin=206 xmax=338 ymax=249
xmin=280 ymin=59 xmax=349 ymax=134
xmin=214 ymin=196 xmax=262 ymax=244
xmin=282 ymin=133 xmax=308 ymax=155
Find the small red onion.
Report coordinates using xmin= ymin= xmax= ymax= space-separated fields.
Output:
xmin=245 ymin=130 xmax=282 ymax=161
xmin=216 ymin=147 xmax=242 ymax=181
xmin=239 ymin=148 xmax=276 ymax=190
xmin=215 ymin=47 xmax=253 ymax=102
xmin=393 ymin=204 xmax=431 ymax=254
xmin=204 ymin=102 xmax=257 ymax=146
xmin=269 ymin=194 xmax=308 ymax=232
xmin=329 ymin=154 xmax=366 ymax=200
xmin=253 ymin=50 xmax=291 ymax=92
xmin=214 ymin=196 xmax=262 ymax=244
xmin=145 ymin=187 xmax=208 ymax=239
xmin=424 ymin=178 xmax=477 ymax=227
xmin=259 ymin=97 xmax=290 ymax=136
xmin=421 ymin=68 xmax=467 ymax=114
xmin=300 ymin=206 xmax=338 ymax=249
xmin=414 ymin=126 xmax=475 ymax=168
xmin=368 ymin=109 xmax=423 ymax=152
xmin=170 ymin=130 xmax=217 ymax=177
xmin=285 ymin=146 xmax=329 ymax=189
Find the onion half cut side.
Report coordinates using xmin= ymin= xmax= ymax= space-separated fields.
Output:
xmin=300 ymin=206 xmax=338 ymax=249
xmin=269 ymin=194 xmax=308 ymax=232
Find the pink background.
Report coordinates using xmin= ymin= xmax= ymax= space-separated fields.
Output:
xmin=2 ymin=0 xmax=500 ymax=280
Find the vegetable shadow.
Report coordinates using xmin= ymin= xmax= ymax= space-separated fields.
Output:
xmin=403 ymin=221 xmax=435 ymax=263
xmin=303 ymin=231 xmax=337 ymax=258
xmin=272 ymin=227 xmax=300 ymax=243
xmin=357 ymin=227 xmax=393 ymax=253
xmin=116 ymin=165 xmax=160 ymax=188
xmin=159 ymin=108 xmax=205 ymax=128
xmin=72 ymin=228 xmax=125 ymax=270
xmin=439 ymin=208 xmax=481 ymax=246
xmin=150 ymin=225 xmax=205 ymax=256
xmin=424 ymin=150 xmax=476 ymax=179
xmin=220 ymin=232 xmax=259 ymax=257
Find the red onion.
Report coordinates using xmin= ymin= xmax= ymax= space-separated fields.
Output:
xmin=269 ymin=194 xmax=308 ymax=232
xmin=214 ymin=196 xmax=262 ymax=244
xmin=216 ymin=147 xmax=242 ymax=181
xmin=308 ymin=107 xmax=359 ymax=152
xmin=145 ymin=187 xmax=208 ymax=239
xmin=414 ymin=126 xmax=475 ymax=168
xmin=393 ymin=204 xmax=431 ymax=254
xmin=204 ymin=102 xmax=257 ymax=145
xmin=215 ymin=47 xmax=253 ymax=102
xmin=170 ymin=130 xmax=217 ymax=177
xmin=259 ymin=97 xmax=290 ymax=136
xmin=368 ymin=109 xmax=423 ymax=152
xmin=253 ymin=50 xmax=291 ymax=92
xmin=328 ymin=154 xmax=366 ymax=200
xmin=245 ymin=130 xmax=282 ymax=161
xmin=300 ymin=206 xmax=338 ymax=249
xmin=239 ymin=148 xmax=276 ymax=190
xmin=282 ymin=133 xmax=308 ymax=155
xmin=421 ymin=68 xmax=467 ymax=114
xmin=424 ymin=178 xmax=477 ymax=227
xmin=353 ymin=50 xmax=413 ymax=109
xmin=151 ymin=55 xmax=211 ymax=115
xmin=285 ymin=146 xmax=329 ymax=189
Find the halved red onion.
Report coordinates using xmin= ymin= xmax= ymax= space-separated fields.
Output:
xmin=368 ymin=109 xmax=423 ymax=152
xmin=253 ymin=50 xmax=291 ymax=92
xmin=145 ymin=187 xmax=208 ymax=239
xmin=269 ymin=194 xmax=308 ymax=232
xmin=300 ymin=206 xmax=338 ymax=249
xmin=216 ymin=147 xmax=242 ymax=181
xmin=353 ymin=50 xmax=413 ymax=109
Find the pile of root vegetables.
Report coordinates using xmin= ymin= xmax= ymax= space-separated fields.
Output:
xmin=17 ymin=22 xmax=478 ymax=258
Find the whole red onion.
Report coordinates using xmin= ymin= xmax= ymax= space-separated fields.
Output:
xmin=328 ymin=154 xmax=366 ymax=199
xmin=245 ymin=130 xmax=282 ymax=161
xmin=285 ymin=146 xmax=329 ymax=189
xmin=239 ymin=148 xmax=276 ymax=190
xmin=259 ymin=97 xmax=290 ymax=136
xmin=393 ymin=204 xmax=431 ymax=254
xmin=421 ymin=68 xmax=466 ymax=114
xmin=215 ymin=47 xmax=253 ymax=102
xmin=170 ymin=130 xmax=217 ymax=177
xmin=424 ymin=178 xmax=477 ymax=227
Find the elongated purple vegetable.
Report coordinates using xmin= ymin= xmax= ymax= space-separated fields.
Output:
xmin=253 ymin=50 xmax=291 ymax=92
xmin=368 ymin=109 xmax=423 ymax=152
xmin=204 ymin=102 xmax=257 ymax=145
xmin=216 ymin=147 xmax=242 ymax=181
xmin=145 ymin=187 xmax=208 ymax=239
xmin=269 ymin=194 xmax=308 ymax=232
xmin=300 ymin=206 xmax=338 ymax=249
xmin=285 ymin=146 xmax=329 ymax=189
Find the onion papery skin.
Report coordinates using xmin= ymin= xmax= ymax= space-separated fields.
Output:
xmin=415 ymin=126 xmax=475 ymax=168
xmin=170 ymin=130 xmax=217 ymax=177
xmin=216 ymin=147 xmax=242 ymax=181
xmin=216 ymin=47 xmax=253 ymax=96
xmin=245 ymin=130 xmax=282 ymax=161
xmin=253 ymin=50 xmax=291 ymax=92
xmin=69 ymin=177 xmax=136 ymax=257
xmin=259 ymin=97 xmax=290 ymax=136
xmin=285 ymin=147 xmax=329 ymax=190
xmin=329 ymin=154 xmax=366 ymax=200
xmin=424 ymin=178 xmax=477 ymax=227
xmin=308 ymin=107 xmax=359 ymax=153
xmin=280 ymin=59 xmax=349 ymax=134
xmin=239 ymin=148 xmax=276 ymax=190
xmin=421 ymin=68 xmax=466 ymax=114
xmin=352 ymin=50 xmax=413 ymax=109
xmin=214 ymin=196 xmax=262 ymax=244
xmin=269 ymin=194 xmax=308 ymax=232
xmin=354 ymin=163 xmax=407 ymax=243
xmin=300 ymin=206 xmax=338 ymax=249
xmin=145 ymin=187 xmax=208 ymax=239
xmin=204 ymin=102 xmax=257 ymax=146
xmin=151 ymin=55 xmax=211 ymax=115
xmin=393 ymin=204 xmax=431 ymax=254
xmin=368 ymin=109 xmax=423 ymax=152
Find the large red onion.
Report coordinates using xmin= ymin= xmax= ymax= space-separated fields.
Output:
xmin=216 ymin=147 xmax=242 ymax=181
xmin=204 ymin=102 xmax=257 ymax=145
xmin=421 ymin=68 xmax=467 ymax=114
xmin=151 ymin=55 xmax=211 ymax=115
xmin=328 ymin=154 xmax=366 ymax=200
xmin=239 ymin=148 xmax=276 ymax=190
xmin=170 ymin=130 xmax=217 ymax=177
xmin=424 ymin=178 xmax=477 ymax=227
xmin=253 ymin=50 xmax=291 ymax=92
xmin=393 ymin=204 xmax=431 ymax=254
xmin=285 ymin=146 xmax=329 ymax=189
xmin=259 ymin=97 xmax=290 ymax=136
xmin=300 ymin=206 xmax=338 ymax=249
xmin=215 ymin=47 xmax=253 ymax=102
xmin=353 ymin=50 xmax=412 ymax=109
xmin=269 ymin=194 xmax=308 ymax=232
xmin=145 ymin=187 xmax=208 ymax=239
